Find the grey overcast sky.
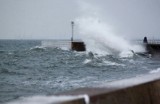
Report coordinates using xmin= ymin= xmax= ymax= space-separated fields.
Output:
xmin=0 ymin=0 xmax=160 ymax=39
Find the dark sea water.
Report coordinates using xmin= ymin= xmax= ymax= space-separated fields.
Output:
xmin=1 ymin=40 xmax=160 ymax=103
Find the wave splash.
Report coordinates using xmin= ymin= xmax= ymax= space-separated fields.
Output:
xmin=76 ymin=17 xmax=144 ymax=57
xmin=75 ymin=1 xmax=144 ymax=57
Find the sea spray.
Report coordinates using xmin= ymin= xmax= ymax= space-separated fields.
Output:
xmin=76 ymin=1 xmax=145 ymax=57
xmin=76 ymin=17 xmax=145 ymax=57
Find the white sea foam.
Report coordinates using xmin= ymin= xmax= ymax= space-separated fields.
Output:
xmin=5 ymin=95 xmax=89 ymax=104
xmin=30 ymin=46 xmax=46 ymax=50
xmin=83 ymin=59 xmax=92 ymax=64
xmin=119 ymin=51 xmax=134 ymax=58
xmin=149 ymin=68 xmax=160 ymax=73
xmin=83 ymin=58 xmax=125 ymax=67
xmin=103 ymin=60 xmax=125 ymax=66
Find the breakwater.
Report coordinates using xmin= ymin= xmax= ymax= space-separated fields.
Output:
xmin=146 ymin=43 xmax=160 ymax=56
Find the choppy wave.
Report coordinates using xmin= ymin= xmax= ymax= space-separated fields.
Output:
xmin=83 ymin=59 xmax=92 ymax=64
xmin=0 ymin=68 xmax=10 ymax=74
xmin=149 ymin=68 xmax=160 ymax=73
xmin=83 ymin=58 xmax=125 ymax=67
xmin=0 ymin=50 xmax=6 ymax=53
xmin=30 ymin=46 xmax=46 ymax=51
xmin=0 ymin=68 xmax=24 ymax=75
xmin=1 ymin=40 xmax=160 ymax=104
xmin=41 ymin=40 xmax=71 ymax=51
xmin=82 ymin=52 xmax=126 ymax=67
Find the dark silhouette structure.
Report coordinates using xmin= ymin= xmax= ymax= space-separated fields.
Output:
xmin=71 ymin=41 xmax=86 ymax=51
xmin=143 ymin=37 xmax=148 ymax=43
xmin=71 ymin=21 xmax=74 ymax=42
xmin=70 ymin=21 xmax=86 ymax=51
xmin=142 ymin=37 xmax=160 ymax=57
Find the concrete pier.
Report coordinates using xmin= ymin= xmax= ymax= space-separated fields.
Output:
xmin=71 ymin=41 xmax=86 ymax=51
xmin=56 ymin=72 xmax=160 ymax=104
xmin=142 ymin=37 xmax=160 ymax=56
xmin=146 ymin=44 xmax=160 ymax=56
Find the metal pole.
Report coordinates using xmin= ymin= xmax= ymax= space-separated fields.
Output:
xmin=71 ymin=21 xmax=74 ymax=42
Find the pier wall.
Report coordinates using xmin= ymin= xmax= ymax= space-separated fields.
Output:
xmin=146 ymin=44 xmax=160 ymax=55
xmin=71 ymin=42 xmax=86 ymax=51
xmin=57 ymin=72 xmax=160 ymax=104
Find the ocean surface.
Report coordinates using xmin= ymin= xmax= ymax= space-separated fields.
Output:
xmin=1 ymin=40 xmax=160 ymax=103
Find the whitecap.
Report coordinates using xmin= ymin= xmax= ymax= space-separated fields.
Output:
xmin=103 ymin=60 xmax=125 ymax=66
xmin=149 ymin=68 xmax=160 ymax=73
xmin=119 ymin=51 xmax=134 ymax=58
xmin=83 ymin=59 xmax=92 ymax=64
xmin=30 ymin=46 xmax=46 ymax=50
